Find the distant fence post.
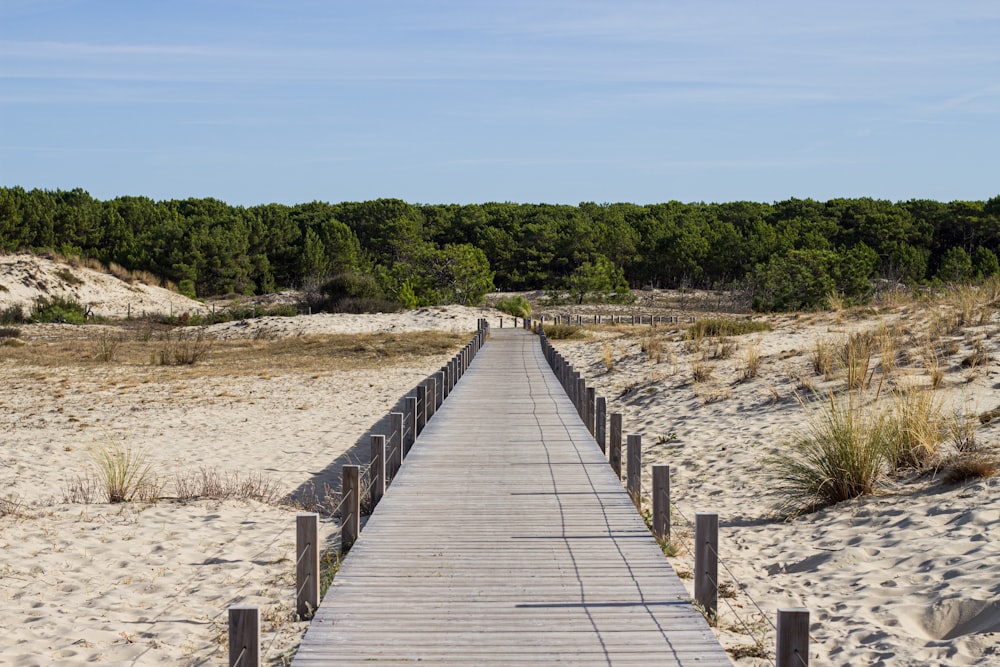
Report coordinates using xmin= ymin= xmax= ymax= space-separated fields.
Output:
xmin=595 ymin=396 xmax=606 ymax=454
xmin=415 ymin=385 xmax=427 ymax=435
xmin=229 ymin=605 xmax=260 ymax=667
xmin=610 ymin=413 xmax=622 ymax=479
xmin=342 ymin=465 xmax=360 ymax=553
xmin=296 ymin=513 xmax=320 ymax=620
xmin=389 ymin=412 xmax=403 ymax=479
xmin=694 ymin=512 xmax=719 ymax=621
xmin=777 ymin=608 xmax=810 ymax=667
xmin=626 ymin=434 xmax=641 ymax=510
xmin=403 ymin=397 xmax=417 ymax=456
xmin=370 ymin=435 xmax=385 ymax=509
xmin=652 ymin=465 xmax=670 ymax=541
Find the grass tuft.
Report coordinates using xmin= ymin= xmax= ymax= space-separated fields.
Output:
xmin=90 ymin=441 xmax=160 ymax=503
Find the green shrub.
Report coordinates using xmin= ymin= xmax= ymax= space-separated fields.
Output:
xmin=496 ymin=295 xmax=532 ymax=318
xmin=31 ymin=295 xmax=88 ymax=324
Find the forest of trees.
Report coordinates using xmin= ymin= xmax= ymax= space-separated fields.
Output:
xmin=2 ymin=186 xmax=999 ymax=311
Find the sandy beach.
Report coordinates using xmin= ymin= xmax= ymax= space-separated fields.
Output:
xmin=3 ymin=254 xmax=1000 ymax=665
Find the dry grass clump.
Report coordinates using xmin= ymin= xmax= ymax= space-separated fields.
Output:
xmin=0 ymin=326 xmax=21 ymax=339
xmin=688 ymin=318 xmax=771 ymax=338
xmin=173 ymin=467 xmax=281 ymax=504
xmin=640 ymin=332 xmax=663 ymax=363
xmin=923 ymin=346 xmax=945 ymax=389
xmin=811 ymin=336 xmax=835 ymax=378
xmin=691 ymin=358 xmax=713 ymax=383
xmin=740 ymin=339 xmax=762 ymax=381
xmin=601 ymin=341 xmax=615 ymax=371
xmin=90 ymin=441 xmax=161 ymax=503
xmin=543 ymin=323 xmax=586 ymax=340
xmin=884 ymin=386 xmax=946 ymax=471
xmin=939 ymin=452 xmax=998 ymax=484
xmin=0 ymin=494 xmax=30 ymax=518
xmin=767 ymin=392 xmax=888 ymax=513
xmin=839 ymin=331 xmax=875 ymax=391
xmin=155 ymin=329 xmax=211 ymax=365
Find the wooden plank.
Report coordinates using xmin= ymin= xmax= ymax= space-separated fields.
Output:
xmin=293 ymin=329 xmax=730 ymax=667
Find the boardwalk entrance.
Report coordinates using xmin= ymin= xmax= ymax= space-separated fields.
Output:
xmin=293 ymin=328 xmax=731 ymax=666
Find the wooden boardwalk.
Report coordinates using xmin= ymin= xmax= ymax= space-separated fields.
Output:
xmin=293 ymin=328 xmax=732 ymax=666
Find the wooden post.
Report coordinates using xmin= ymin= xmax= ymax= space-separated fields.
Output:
xmin=777 ymin=608 xmax=810 ymax=667
xmin=403 ymin=397 xmax=417 ymax=455
xmin=342 ymin=465 xmax=360 ymax=553
xmin=595 ymin=396 xmax=606 ymax=454
xmin=296 ymin=513 xmax=320 ymax=620
xmin=610 ymin=413 xmax=622 ymax=479
xmin=229 ymin=605 xmax=260 ymax=667
xmin=586 ymin=387 xmax=596 ymax=435
xmin=435 ymin=371 xmax=445 ymax=408
xmin=440 ymin=366 xmax=450 ymax=400
xmin=415 ymin=385 xmax=427 ymax=435
xmin=576 ymin=378 xmax=586 ymax=419
xmin=627 ymin=434 xmax=641 ymax=510
xmin=694 ymin=512 xmax=719 ymax=620
xmin=389 ymin=412 xmax=403 ymax=479
xmin=425 ymin=377 xmax=437 ymax=423
xmin=370 ymin=435 xmax=385 ymax=509
xmin=652 ymin=465 xmax=670 ymax=541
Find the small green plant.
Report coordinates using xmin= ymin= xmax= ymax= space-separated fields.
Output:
xmin=31 ymin=295 xmax=88 ymax=324
xmin=495 ymin=295 xmax=532 ymax=319
xmin=766 ymin=392 xmax=888 ymax=514
xmin=90 ymin=441 xmax=159 ymax=503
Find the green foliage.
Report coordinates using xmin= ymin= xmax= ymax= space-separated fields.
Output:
xmin=496 ymin=295 xmax=532 ymax=318
xmin=31 ymin=295 xmax=88 ymax=323
xmin=398 ymin=280 xmax=419 ymax=310
xmin=3 ymin=187 xmax=1000 ymax=312
xmin=178 ymin=279 xmax=197 ymax=299
xmin=567 ymin=255 xmax=632 ymax=304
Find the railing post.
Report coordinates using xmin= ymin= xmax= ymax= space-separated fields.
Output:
xmin=435 ymin=371 xmax=445 ymax=407
xmin=415 ymin=385 xmax=427 ymax=435
xmin=342 ymin=465 xmax=360 ymax=553
xmin=777 ymin=608 xmax=810 ymax=667
xmin=586 ymin=387 xmax=596 ymax=435
xmin=652 ymin=464 xmax=670 ymax=541
xmin=595 ymin=396 xmax=607 ymax=454
xmin=425 ymin=377 xmax=437 ymax=423
xmin=440 ymin=366 xmax=450 ymax=400
xmin=626 ymin=434 xmax=641 ymax=510
xmin=610 ymin=413 xmax=622 ymax=479
xmin=389 ymin=412 xmax=403 ymax=479
xmin=694 ymin=512 xmax=719 ymax=621
xmin=229 ymin=605 xmax=260 ymax=667
xmin=370 ymin=434 xmax=385 ymax=509
xmin=296 ymin=513 xmax=320 ymax=620
xmin=403 ymin=397 xmax=417 ymax=456
xmin=576 ymin=377 xmax=586 ymax=419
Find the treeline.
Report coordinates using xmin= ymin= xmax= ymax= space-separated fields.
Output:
xmin=1 ymin=186 xmax=999 ymax=311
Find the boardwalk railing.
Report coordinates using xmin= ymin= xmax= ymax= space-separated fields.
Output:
xmin=226 ymin=319 xmax=491 ymax=667
xmin=537 ymin=321 xmax=812 ymax=666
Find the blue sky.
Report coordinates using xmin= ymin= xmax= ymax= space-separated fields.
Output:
xmin=2 ymin=0 xmax=999 ymax=206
